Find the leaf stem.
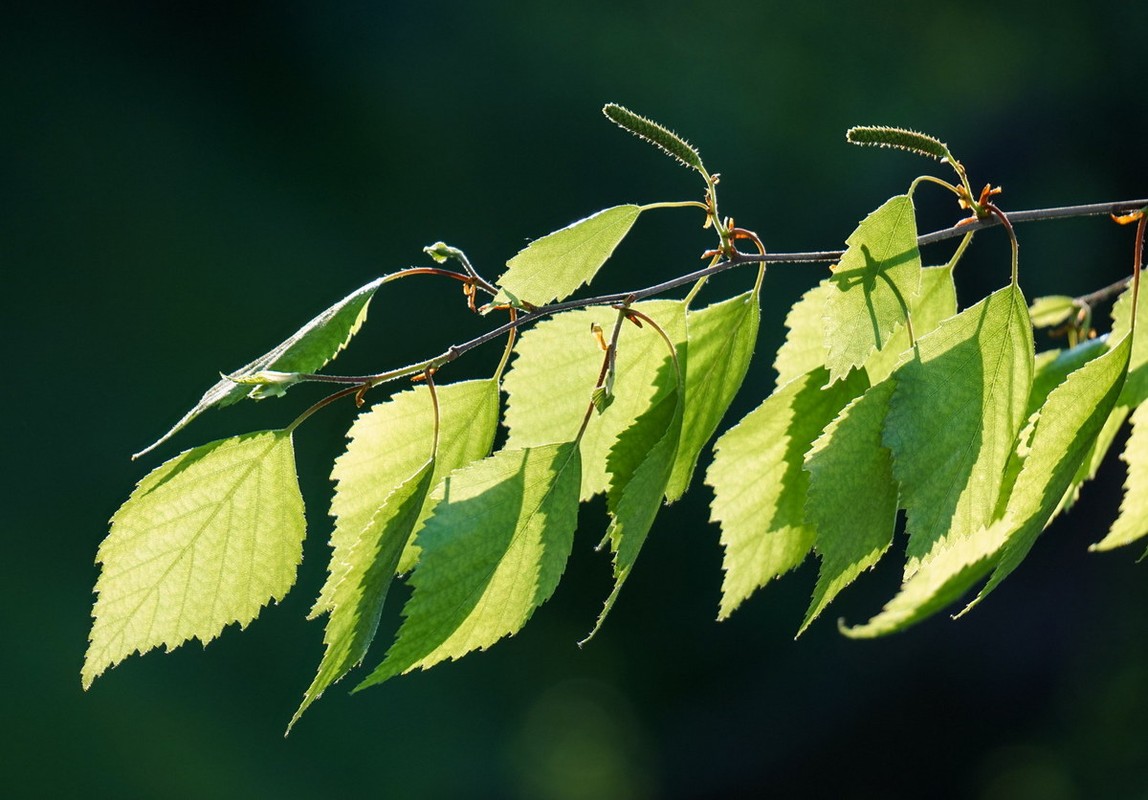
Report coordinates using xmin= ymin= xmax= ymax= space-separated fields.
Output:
xmin=575 ymin=305 xmax=629 ymax=442
xmin=984 ymin=203 xmax=1019 ymax=285
xmin=638 ymin=200 xmax=710 ymax=213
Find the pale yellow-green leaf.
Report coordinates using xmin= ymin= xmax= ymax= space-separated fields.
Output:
xmin=707 ymin=367 xmax=868 ymax=619
xmin=503 ymin=301 xmax=686 ymax=500
xmin=84 ymin=431 xmax=305 ymax=688
xmin=1094 ymin=401 xmax=1148 ymax=551
xmin=496 ymin=205 xmax=642 ymax=306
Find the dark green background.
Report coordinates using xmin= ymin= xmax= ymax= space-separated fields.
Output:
xmin=6 ymin=2 xmax=1148 ymax=797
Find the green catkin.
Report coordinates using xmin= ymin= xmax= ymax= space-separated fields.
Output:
xmin=846 ymin=126 xmax=951 ymax=162
xmin=603 ymin=103 xmax=706 ymax=174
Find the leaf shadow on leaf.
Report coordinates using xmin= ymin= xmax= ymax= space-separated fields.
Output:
xmin=830 ymin=243 xmax=917 ymax=351
xmin=889 ymin=302 xmax=1000 ymax=568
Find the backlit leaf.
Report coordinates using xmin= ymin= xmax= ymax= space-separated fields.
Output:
xmin=707 ymin=367 xmax=869 ymax=619
xmin=136 ymin=278 xmax=385 ymax=458
xmin=773 ymin=280 xmax=832 ymax=387
xmin=666 ymin=290 xmax=760 ymax=500
xmin=1094 ymin=401 xmax=1148 ymax=551
xmin=314 ymin=379 xmax=499 ymax=616
xmin=864 ymin=264 xmax=957 ymax=384
xmin=291 ymin=463 xmax=435 ymax=730
xmin=586 ymin=359 xmax=683 ymax=640
xmin=883 ymin=283 xmax=1033 ymax=576
xmin=823 ymin=195 xmax=922 ymax=383
xmin=1028 ymin=295 xmax=1078 ymax=329
xmin=84 ymin=431 xmax=305 ymax=688
xmin=843 ymin=335 xmax=1130 ymax=637
xmin=503 ymin=301 xmax=686 ymax=500
xmin=1112 ymin=281 xmax=1148 ymax=405
xmin=357 ymin=442 xmax=581 ymax=687
xmin=800 ymin=379 xmax=897 ymax=633
xmin=496 ymin=205 xmax=642 ymax=306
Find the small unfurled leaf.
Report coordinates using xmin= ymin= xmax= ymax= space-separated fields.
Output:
xmin=495 ymin=205 xmax=642 ymax=306
xmin=824 ymin=195 xmax=923 ymax=383
xmin=357 ymin=443 xmax=581 ymax=688
xmin=666 ymin=291 xmax=760 ymax=501
xmin=843 ymin=334 xmax=1130 ymax=637
xmin=503 ymin=301 xmax=687 ymax=500
xmin=1028 ymin=295 xmax=1078 ymax=329
xmin=315 ymin=379 xmax=500 ymax=618
xmin=1094 ymin=401 xmax=1148 ymax=551
xmin=602 ymin=103 xmax=707 ymax=174
xmin=290 ymin=463 xmax=435 ymax=730
xmin=136 ymin=277 xmax=386 ymax=458
xmin=884 ymin=283 xmax=1033 ymax=576
xmin=586 ymin=359 xmax=683 ymax=641
xmin=84 ymin=431 xmax=305 ymax=688
xmin=800 ymin=379 xmax=898 ymax=633
xmin=707 ymin=367 xmax=869 ymax=619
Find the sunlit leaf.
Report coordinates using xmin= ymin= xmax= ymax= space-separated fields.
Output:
xmin=1112 ymin=281 xmax=1148 ymax=405
xmin=1094 ymin=401 xmax=1148 ymax=551
xmin=503 ymin=301 xmax=686 ymax=500
xmin=84 ymin=431 xmax=305 ymax=688
xmin=357 ymin=442 xmax=581 ymax=687
xmin=586 ymin=359 xmax=682 ymax=641
xmin=843 ymin=335 xmax=1130 ymax=637
xmin=823 ymin=195 xmax=922 ymax=383
xmin=883 ymin=283 xmax=1033 ymax=576
xmin=313 ymin=379 xmax=499 ymax=617
xmin=496 ymin=205 xmax=642 ymax=306
xmin=773 ymin=280 xmax=832 ymax=387
xmin=291 ymin=463 xmax=435 ymax=730
xmin=800 ymin=379 xmax=897 ymax=633
xmin=135 ymin=277 xmax=385 ymax=458
xmin=1028 ymin=295 xmax=1078 ymax=329
xmin=707 ymin=367 xmax=868 ymax=619
xmin=864 ymin=264 xmax=957 ymax=384
xmin=666 ymin=290 xmax=760 ymax=501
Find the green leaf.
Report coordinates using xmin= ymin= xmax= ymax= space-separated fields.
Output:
xmin=290 ymin=462 xmax=435 ymax=730
xmin=357 ymin=442 xmax=581 ymax=687
xmin=823 ymin=195 xmax=923 ymax=383
xmin=1028 ymin=295 xmax=1078 ymax=329
xmin=1111 ymin=282 xmax=1148 ymax=405
xmin=800 ymin=379 xmax=898 ymax=633
xmin=773 ymin=280 xmax=832 ymax=387
xmin=1094 ymin=401 xmax=1148 ymax=551
xmin=84 ymin=431 xmax=305 ymax=688
xmin=503 ymin=301 xmax=687 ymax=500
xmin=843 ymin=335 xmax=1130 ymax=637
xmin=883 ymin=283 xmax=1034 ymax=576
xmin=967 ymin=334 xmax=1131 ymax=608
xmin=864 ymin=264 xmax=958 ymax=384
xmin=136 ymin=277 xmax=386 ymax=459
xmin=706 ymin=367 xmax=869 ymax=619
xmin=495 ymin=205 xmax=642 ymax=306
xmin=666 ymin=290 xmax=760 ymax=501
xmin=314 ymin=379 xmax=500 ymax=618
xmin=586 ymin=359 xmax=683 ymax=641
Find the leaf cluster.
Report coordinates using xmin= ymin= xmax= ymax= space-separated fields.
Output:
xmin=83 ymin=105 xmax=1148 ymax=730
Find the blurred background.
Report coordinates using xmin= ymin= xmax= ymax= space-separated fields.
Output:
xmin=4 ymin=2 xmax=1148 ymax=797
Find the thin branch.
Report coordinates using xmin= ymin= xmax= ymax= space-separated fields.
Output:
xmin=309 ymin=197 xmax=1148 ymax=391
